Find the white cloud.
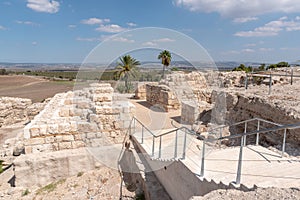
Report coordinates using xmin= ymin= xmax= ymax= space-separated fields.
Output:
xmin=221 ymin=50 xmax=240 ymax=55
xmin=235 ymin=16 xmax=300 ymax=37
xmin=245 ymin=43 xmax=257 ymax=47
xmin=174 ymin=0 xmax=300 ymax=18
xmin=32 ymin=41 xmax=38 ymax=45
xmin=141 ymin=38 xmax=175 ymax=47
xmin=0 ymin=26 xmax=7 ymax=30
xmin=81 ymin=18 xmax=110 ymax=25
xmin=15 ymin=20 xmax=39 ymax=26
xmin=153 ymin=38 xmax=175 ymax=42
xmin=142 ymin=41 xmax=157 ymax=46
xmin=127 ymin=22 xmax=137 ymax=27
xmin=233 ymin=17 xmax=258 ymax=23
xmin=110 ymin=37 xmax=134 ymax=43
xmin=96 ymin=24 xmax=126 ymax=33
xmin=242 ymin=49 xmax=255 ymax=53
xmin=259 ymin=48 xmax=274 ymax=52
xmin=68 ymin=25 xmax=76 ymax=29
xmin=27 ymin=0 xmax=60 ymax=13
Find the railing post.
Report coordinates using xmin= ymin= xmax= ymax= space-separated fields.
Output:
xmin=133 ymin=117 xmax=136 ymax=135
xmin=282 ymin=129 xmax=287 ymax=157
xmin=174 ymin=130 xmax=178 ymax=158
xmin=291 ymin=67 xmax=294 ymax=85
xmin=243 ymin=122 xmax=247 ymax=146
xmin=219 ymin=127 xmax=222 ymax=147
xmin=141 ymin=125 xmax=144 ymax=144
xmin=245 ymin=74 xmax=248 ymax=89
xmin=269 ymin=73 xmax=272 ymax=95
xmin=182 ymin=129 xmax=187 ymax=159
xmin=159 ymin=136 xmax=162 ymax=158
xmin=236 ymin=135 xmax=244 ymax=185
xmin=200 ymin=140 xmax=206 ymax=177
xmin=256 ymin=120 xmax=260 ymax=145
xmin=152 ymin=136 xmax=155 ymax=157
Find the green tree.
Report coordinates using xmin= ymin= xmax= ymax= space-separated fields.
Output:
xmin=277 ymin=61 xmax=289 ymax=68
xmin=158 ymin=50 xmax=172 ymax=79
xmin=258 ymin=63 xmax=266 ymax=71
xmin=0 ymin=69 xmax=7 ymax=75
xmin=232 ymin=64 xmax=252 ymax=72
xmin=115 ymin=55 xmax=140 ymax=93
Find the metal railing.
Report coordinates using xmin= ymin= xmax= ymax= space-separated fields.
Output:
xmin=245 ymin=70 xmax=300 ymax=94
xmin=201 ymin=118 xmax=300 ymax=185
xmin=130 ymin=117 xmax=200 ymax=160
xmin=129 ymin=116 xmax=300 ymax=185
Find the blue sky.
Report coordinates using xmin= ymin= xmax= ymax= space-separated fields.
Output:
xmin=1 ymin=0 xmax=300 ymax=63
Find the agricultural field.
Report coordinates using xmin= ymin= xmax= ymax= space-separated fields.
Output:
xmin=0 ymin=75 xmax=75 ymax=102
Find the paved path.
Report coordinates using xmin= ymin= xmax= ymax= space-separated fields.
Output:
xmin=130 ymin=98 xmax=300 ymax=189
xmin=135 ymin=129 xmax=300 ymax=188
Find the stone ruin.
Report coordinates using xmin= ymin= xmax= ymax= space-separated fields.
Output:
xmin=0 ymin=97 xmax=45 ymax=128
xmin=23 ymin=83 xmax=135 ymax=154
xmin=144 ymin=71 xmax=213 ymax=123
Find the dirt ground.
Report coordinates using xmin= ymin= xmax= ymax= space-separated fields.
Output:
xmin=0 ymin=75 xmax=74 ymax=102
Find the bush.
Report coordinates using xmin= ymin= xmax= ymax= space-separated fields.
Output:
xmin=116 ymin=82 xmax=134 ymax=93
xmin=22 ymin=189 xmax=30 ymax=196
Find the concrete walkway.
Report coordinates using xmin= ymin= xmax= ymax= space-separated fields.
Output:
xmin=136 ymin=130 xmax=300 ymax=189
xmin=130 ymin=98 xmax=300 ymax=189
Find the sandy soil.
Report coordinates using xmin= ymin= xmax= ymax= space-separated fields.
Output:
xmin=0 ymin=75 xmax=74 ymax=102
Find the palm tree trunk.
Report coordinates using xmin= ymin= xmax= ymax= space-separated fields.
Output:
xmin=125 ymin=73 xmax=129 ymax=93
xmin=162 ymin=65 xmax=166 ymax=79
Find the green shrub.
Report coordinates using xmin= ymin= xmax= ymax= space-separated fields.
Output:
xmin=22 ymin=189 xmax=30 ymax=196
xmin=77 ymin=172 xmax=84 ymax=177
xmin=36 ymin=179 xmax=66 ymax=195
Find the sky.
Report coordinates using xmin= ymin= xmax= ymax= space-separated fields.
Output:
xmin=1 ymin=0 xmax=300 ymax=63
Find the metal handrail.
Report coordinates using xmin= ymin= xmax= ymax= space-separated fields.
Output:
xmin=209 ymin=121 xmax=300 ymax=142
xmin=207 ymin=117 xmax=282 ymax=133
xmin=130 ymin=116 xmax=300 ymax=186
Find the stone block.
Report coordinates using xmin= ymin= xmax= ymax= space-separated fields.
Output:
xmin=95 ymin=106 xmax=112 ymax=115
xmin=59 ymin=108 xmax=70 ymax=117
xmin=58 ymin=123 xmax=71 ymax=134
xmin=86 ymin=132 xmax=96 ymax=139
xmin=76 ymin=100 xmax=91 ymax=109
xmin=26 ymin=138 xmax=45 ymax=145
xmin=62 ymin=135 xmax=74 ymax=142
xmin=47 ymin=124 xmax=59 ymax=134
xmin=59 ymin=142 xmax=72 ymax=150
xmin=77 ymin=122 xmax=98 ymax=133
xmin=92 ymin=93 xmax=112 ymax=102
xmin=44 ymin=136 xmax=55 ymax=144
xmin=54 ymin=135 xmax=63 ymax=143
xmin=72 ymin=141 xmax=86 ymax=148
xmin=30 ymin=126 xmax=40 ymax=137
xmin=70 ymin=121 xmax=78 ymax=133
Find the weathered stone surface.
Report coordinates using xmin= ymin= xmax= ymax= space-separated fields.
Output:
xmin=0 ymin=97 xmax=45 ymax=128
xmin=14 ymin=148 xmax=95 ymax=187
xmin=146 ymin=84 xmax=180 ymax=112
xmin=22 ymin=83 xmax=135 ymax=153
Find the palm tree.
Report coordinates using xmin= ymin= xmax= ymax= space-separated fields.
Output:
xmin=158 ymin=50 xmax=172 ymax=79
xmin=115 ymin=55 xmax=140 ymax=93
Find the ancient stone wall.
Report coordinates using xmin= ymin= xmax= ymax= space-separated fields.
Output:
xmin=23 ymin=83 xmax=135 ymax=154
xmin=0 ymin=97 xmax=45 ymax=128
xmin=134 ymin=82 xmax=153 ymax=100
xmin=181 ymin=101 xmax=212 ymax=124
xmin=211 ymin=91 xmax=300 ymax=145
xmin=146 ymin=84 xmax=180 ymax=112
